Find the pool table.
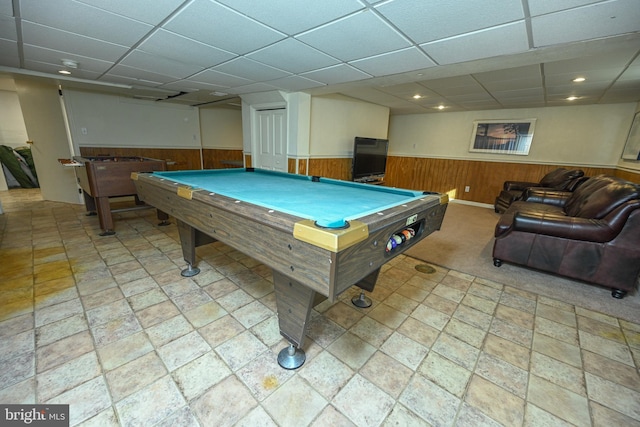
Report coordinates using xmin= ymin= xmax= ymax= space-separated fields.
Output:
xmin=132 ymin=168 xmax=448 ymax=368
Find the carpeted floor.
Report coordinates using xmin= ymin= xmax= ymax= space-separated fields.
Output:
xmin=406 ymin=201 xmax=640 ymax=324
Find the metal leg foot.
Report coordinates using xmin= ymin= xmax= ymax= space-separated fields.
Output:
xmin=181 ymin=263 xmax=200 ymax=277
xmin=158 ymin=220 xmax=170 ymax=227
xmin=277 ymin=344 xmax=306 ymax=369
xmin=99 ymin=230 xmax=116 ymax=236
xmin=611 ymin=289 xmax=627 ymax=299
xmin=352 ymin=291 xmax=372 ymax=308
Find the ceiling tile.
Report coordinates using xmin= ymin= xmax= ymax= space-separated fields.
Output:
xmin=447 ymin=93 xmax=495 ymax=102
xmin=20 ymin=0 xmax=152 ymax=46
xmin=120 ymin=50 xmax=204 ymax=79
xmin=266 ymin=75 xmax=325 ymax=91
xmin=599 ymin=86 xmax=640 ymax=102
xmin=301 ymin=64 xmax=371 ymax=85
xmin=492 ymin=88 xmax=545 ymax=101
xmin=75 ymin=0 xmax=185 ymax=25
xmin=531 ymin=0 xmax=640 ymax=47
xmin=420 ymin=76 xmax=487 ymax=96
xmin=138 ymin=30 xmax=237 ymax=68
xmin=21 ymin=21 xmax=129 ymax=62
xmin=528 ymin=0 xmax=605 ymax=16
xmin=376 ymin=0 xmax=524 ymax=44
xmin=618 ymin=64 xmax=640 ymax=81
xmin=0 ymin=40 xmax=19 ymax=67
xmin=161 ymin=80 xmax=228 ymax=92
xmin=107 ymin=64 xmax=177 ymax=84
xmin=164 ymin=0 xmax=285 ymax=55
xmin=473 ymin=65 xmax=542 ymax=83
xmin=0 ymin=0 xmax=13 ymax=16
xmin=22 ymin=44 xmax=113 ymax=74
xmin=350 ymin=47 xmax=436 ymax=77
xmin=215 ymin=0 xmax=364 ymax=35
xmin=543 ymin=47 xmax=636 ymax=74
xmin=421 ymin=22 xmax=529 ymax=65
xmin=296 ymin=10 xmax=411 ymax=62
xmin=545 ymin=70 xmax=622 ymax=86
xmin=23 ymin=58 xmax=102 ymax=80
xmin=227 ymin=82 xmax=280 ymax=95
xmin=247 ymin=38 xmax=340 ymax=74
xmin=213 ymin=57 xmax=290 ymax=82
xmin=0 ymin=14 xmax=16 ymax=39
xmin=377 ymin=82 xmax=438 ymax=98
xmin=188 ymin=69 xmax=253 ymax=88
xmin=455 ymin=100 xmax=502 ymax=109
xmin=480 ymin=77 xmax=543 ymax=92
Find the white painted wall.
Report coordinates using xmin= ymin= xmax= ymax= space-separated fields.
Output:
xmin=62 ymin=90 xmax=201 ymax=151
xmin=389 ymin=103 xmax=637 ymax=167
xmin=200 ymin=107 xmax=243 ymax=149
xmin=310 ymin=95 xmax=390 ymax=157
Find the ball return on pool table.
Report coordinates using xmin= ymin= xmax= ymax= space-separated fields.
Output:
xmin=132 ymin=168 xmax=448 ymax=369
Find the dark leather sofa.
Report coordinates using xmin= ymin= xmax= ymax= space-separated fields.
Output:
xmin=494 ymin=167 xmax=585 ymax=213
xmin=493 ymin=175 xmax=640 ymax=298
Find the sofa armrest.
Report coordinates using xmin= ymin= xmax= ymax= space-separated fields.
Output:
xmin=522 ymin=188 xmax=571 ymax=207
xmin=512 ymin=212 xmax=619 ymax=242
xmin=503 ymin=180 xmax=539 ymax=191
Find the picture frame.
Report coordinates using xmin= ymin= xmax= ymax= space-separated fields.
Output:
xmin=621 ymin=112 xmax=640 ymax=161
xmin=469 ymin=119 xmax=536 ymax=155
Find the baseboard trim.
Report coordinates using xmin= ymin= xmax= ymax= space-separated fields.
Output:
xmin=450 ymin=198 xmax=494 ymax=209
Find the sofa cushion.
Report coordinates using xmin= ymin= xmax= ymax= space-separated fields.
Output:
xmin=565 ymin=176 xmax=640 ymax=219
xmin=538 ymin=168 xmax=584 ymax=189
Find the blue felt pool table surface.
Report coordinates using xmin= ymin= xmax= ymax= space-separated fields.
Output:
xmin=150 ymin=168 xmax=426 ymax=228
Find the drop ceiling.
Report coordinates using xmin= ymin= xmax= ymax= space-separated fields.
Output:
xmin=0 ymin=0 xmax=639 ymax=114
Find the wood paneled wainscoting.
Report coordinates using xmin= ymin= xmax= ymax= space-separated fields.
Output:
xmin=202 ymin=149 xmax=244 ymax=169
xmin=307 ymin=158 xmax=352 ymax=181
xmin=79 ymin=147 xmax=201 ymax=171
xmin=385 ymin=157 xmax=620 ymax=205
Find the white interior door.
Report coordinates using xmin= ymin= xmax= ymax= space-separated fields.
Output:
xmin=14 ymin=78 xmax=80 ymax=204
xmin=255 ymin=108 xmax=287 ymax=172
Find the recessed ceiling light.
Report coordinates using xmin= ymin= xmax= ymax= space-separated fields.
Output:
xmin=412 ymin=94 xmax=422 ymax=99
xmin=58 ymin=70 xmax=72 ymax=75
xmin=436 ymin=105 xmax=446 ymax=110
xmin=572 ymin=77 xmax=586 ymax=82
xmin=566 ymin=96 xmax=580 ymax=101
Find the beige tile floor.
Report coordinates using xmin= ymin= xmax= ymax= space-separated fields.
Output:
xmin=1 ymin=188 xmax=639 ymax=427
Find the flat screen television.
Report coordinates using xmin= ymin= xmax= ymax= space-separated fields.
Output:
xmin=352 ymin=136 xmax=389 ymax=182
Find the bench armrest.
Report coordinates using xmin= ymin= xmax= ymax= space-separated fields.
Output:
xmin=512 ymin=212 xmax=618 ymax=242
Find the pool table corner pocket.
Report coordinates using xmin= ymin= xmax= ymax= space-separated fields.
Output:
xmin=293 ymin=219 xmax=369 ymax=252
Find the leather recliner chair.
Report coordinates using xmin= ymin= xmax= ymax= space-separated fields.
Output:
xmin=493 ymin=175 xmax=640 ymax=298
xmin=494 ymin=167 xmax=585 ymax=213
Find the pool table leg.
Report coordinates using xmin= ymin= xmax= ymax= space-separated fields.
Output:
xmin=351 ymin=268 xmax=380 ymax=308
xmin=177 ymin=220 xmax=216 ymax=277
xmin=273 ymin=270 xmax=316 ymax=369
xmin=156 ymin=209 xmax=170 ymax=227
